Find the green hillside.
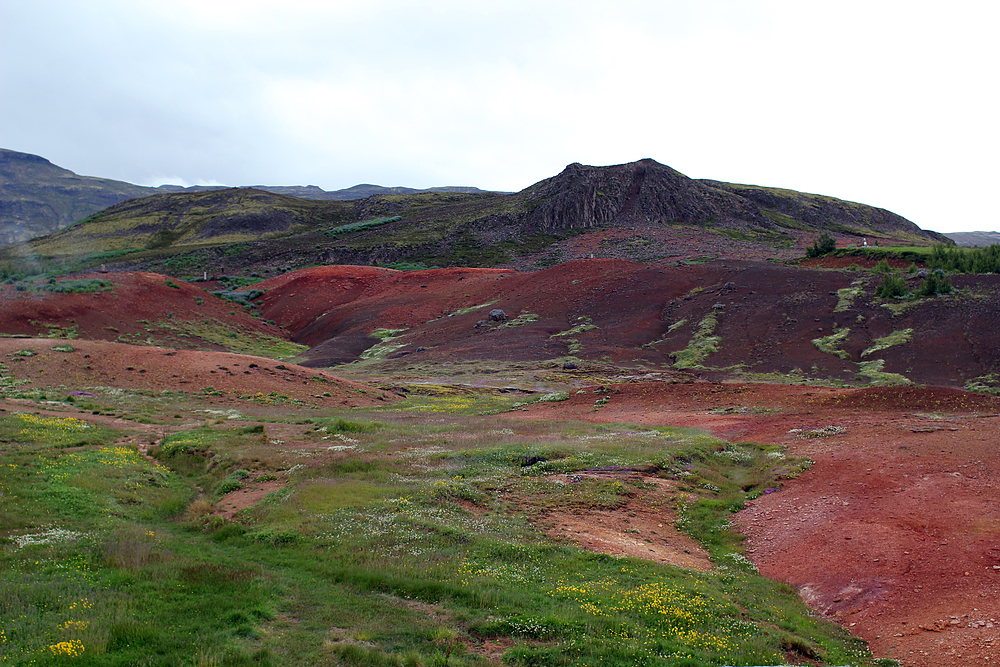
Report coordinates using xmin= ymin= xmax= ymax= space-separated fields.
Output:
xmin=0 ymin=159 xmax=951 ymax=278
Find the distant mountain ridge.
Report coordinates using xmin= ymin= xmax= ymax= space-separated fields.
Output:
xmin=0 ymin=148 xmax=490 ymax=244
xmin=942 ymin=231 xmax=1000 ymax=247
xmin=0 ymin=149 xmax=158 ymax=244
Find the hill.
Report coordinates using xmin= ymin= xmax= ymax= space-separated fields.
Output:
xmin=0 ymin=149 xmax=159 ymax=244
xmin=0 ymin=158 xmax=950 ymax=278
xmin=3 ymin=260 xmax=997 ymax=391
xmin=0 ymin=148 xmax=490 ymax=245
xmin=943 ymin=230 xmax=1000 ymax=247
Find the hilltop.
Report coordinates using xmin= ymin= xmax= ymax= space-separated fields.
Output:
xmin=943 ymin=230 xmax=1000 ymax=247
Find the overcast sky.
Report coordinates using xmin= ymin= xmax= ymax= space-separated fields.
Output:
xmin=2 ymin=0 xmax=997 ymax=233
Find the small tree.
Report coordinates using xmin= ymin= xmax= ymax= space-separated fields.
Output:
xmin=875 ymin=274 xmax=909 ymax=298
xmin=919 ymin=272 xmax=953 ymax=297
xmin=806 ymin=232 xmax=837 ymax=258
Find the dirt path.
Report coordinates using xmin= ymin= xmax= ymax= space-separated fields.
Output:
xmin=511 ymin=381 xmax=1000 ymax=667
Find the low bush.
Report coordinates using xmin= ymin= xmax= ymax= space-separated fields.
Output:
xmin=875 ymin=274 xmax=909 ymax=298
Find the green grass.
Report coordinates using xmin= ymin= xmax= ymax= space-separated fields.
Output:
xmin=834 ymin=281 xmax=864 ymax=313
xmin=549 ymin=317 xmax=599 ymax=338
xmin=672 ymin=312 xmax=721 ymax=369
xmin=360 ymin=328 xmax=409 ymax=360
xmin=828 ymin=245 xmax=936 ymax=263
xmin=857 ymin=359 xmax=910 ymax=386
xmin=0 ymin=392 xmax=880 ymax=666
xmin=759 ymin=208 xmax=808 ymax=231
xmin=861 ymin=329 xmax=913 ymax=358
xmin=447 ymin=301 xmax=497 ymax=317
xmin=964 ymin=373 xmax=1000 ymax=396
xmin=325 ymin=216 xmax=402 ymax=238
xmin=812 ymin=328 xmax=851 ymax=360
xmin=500 ymin=312 xmax=540 ymax=328
xmin=154 ymin=317 xmax=307 ymax=360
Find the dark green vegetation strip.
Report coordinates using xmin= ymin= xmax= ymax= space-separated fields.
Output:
xmin=823 ymin=242 xmax=1000 ymax=274
xmin=0 ymin=397 xmax=877 ymax=666
xmin=325 ymin=216 xmax=402 ymax=237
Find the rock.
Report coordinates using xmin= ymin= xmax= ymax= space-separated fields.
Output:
xmin=563 ymin=362 xmax=577 ymax=370
xmin=488 ymin=308 xmax=507 ymax=322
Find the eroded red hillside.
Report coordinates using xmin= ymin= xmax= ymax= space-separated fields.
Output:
xmin=256 ymin=260 xmax=1000 ymax=389
xmin=0 ymin=338 xmax=392 ymax=408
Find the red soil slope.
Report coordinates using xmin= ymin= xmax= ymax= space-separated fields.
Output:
xmin=0 ymin=338 xmax=392 ymax=407
xmin=0 ymin=272 xmax=286 ymax=349
xmin=510 ymin=382 xmax=1000 ymax=667
xmin=5 ymin=261 xmax=999 ymax=389
xmin=258 ymin=260 xmax=1000 ymax=388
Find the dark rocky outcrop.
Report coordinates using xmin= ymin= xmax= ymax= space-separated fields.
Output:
xmin=518 ymin=159 xmax=770 ymax=232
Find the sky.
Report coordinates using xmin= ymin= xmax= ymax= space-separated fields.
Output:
xmin=2 ymin=0 xmax=998 ymax=234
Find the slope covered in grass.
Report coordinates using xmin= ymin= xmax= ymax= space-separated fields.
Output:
xmin=0 ymin=389 xmax=876 ymax=667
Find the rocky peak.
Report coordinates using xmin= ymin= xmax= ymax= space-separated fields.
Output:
xmin=519 ymin=159 xmax=769 ymax=231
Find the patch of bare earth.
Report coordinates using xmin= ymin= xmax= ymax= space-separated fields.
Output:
xmin=508 ymin=381 xmax=1000 ymax=667
xmin=538 ymin=472 xmax=712 ymax=571
xmin=215 ymin=475 xmax=285 ymax=520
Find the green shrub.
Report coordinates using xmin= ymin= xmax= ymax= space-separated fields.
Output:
xmin=805 ymin=232 xmax=836 ymax=257
xmin=875 ymin=274 xmax=908 ymax=298
xmin=42 ymin=279 xmax=112 ymax=293
xmin=928 ymin=242 xmax=1000 ymax=274
xmin=918 ymin=272 xmax=952 ymax=297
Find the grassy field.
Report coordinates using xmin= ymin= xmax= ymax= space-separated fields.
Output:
xmin=0 ymin=389 xmax=879 ymax=667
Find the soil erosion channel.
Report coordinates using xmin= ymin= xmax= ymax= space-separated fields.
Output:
xmin=511 ymin=382 xmax=1000 ymax=667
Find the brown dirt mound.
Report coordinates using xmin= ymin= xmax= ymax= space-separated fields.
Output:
xmin=510 ymin=381 xmax=1000 ymax=666
xmin=818 ymin=385 xmax=1000 ymax=413
xmin=0 ymin=338 xmax=393 ymax=407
